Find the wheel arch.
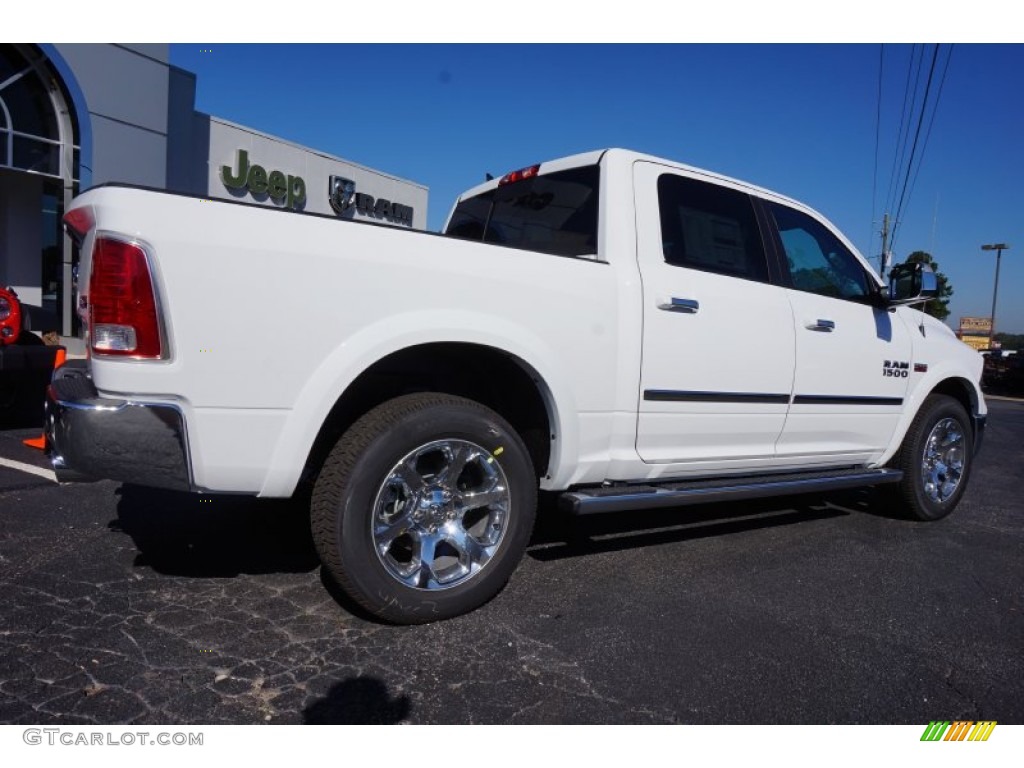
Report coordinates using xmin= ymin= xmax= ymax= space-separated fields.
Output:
xmin=929 ymin=376 xmax=981 ymax=422
xmin=298 ymin=342 xmax=559 ymax=492
xmin=878 ymin=374 xmax=982 ymax=467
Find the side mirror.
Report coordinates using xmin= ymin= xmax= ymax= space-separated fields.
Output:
xmin=888 ymin=261 xmax=938 ymax=306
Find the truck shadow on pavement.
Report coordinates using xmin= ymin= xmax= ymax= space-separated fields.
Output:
xmin=526 ymin=489 xmax=883 ymax=562
xmin=110 ymin=484 xmax=320 ymax=577
xmin=109 ymin=484 xmax=893 ymax=576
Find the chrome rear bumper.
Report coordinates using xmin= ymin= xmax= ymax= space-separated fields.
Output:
xmin=45 ymin=362 xmax=193 ymax=490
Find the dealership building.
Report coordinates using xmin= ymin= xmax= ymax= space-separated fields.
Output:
xmin=0 ymin=44 xmax=428 ymax=339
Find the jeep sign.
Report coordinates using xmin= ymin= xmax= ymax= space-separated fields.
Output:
xmin=222 ymin=150 xmax=306 ymax=210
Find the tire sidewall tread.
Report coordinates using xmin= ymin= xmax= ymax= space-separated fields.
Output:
xmin=892 ymin=393 xmax=973 ymax=522
xmin=311 ymin=393 xmax=536 ymax=623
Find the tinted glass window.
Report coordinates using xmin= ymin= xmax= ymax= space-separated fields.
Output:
xmin=13 ymin=135 xmax=59 ymax=175
xmin=1 ymin=71 xmax=59 ymax=140
xmin=446 ymin=166 xmax=599 ymax=258
xmin=657 ymin=174 xmax=768 ymax=282
xmin=0 ymin=45 xmax=23 ymax=85
xmin=768 ymin=203 xmax=871 ymax=301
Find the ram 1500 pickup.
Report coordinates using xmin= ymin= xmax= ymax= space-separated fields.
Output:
xmin=47 ymin=149 xmax=986 ymax=623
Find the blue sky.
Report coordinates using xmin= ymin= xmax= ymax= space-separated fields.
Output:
xmin=171 ymin=44 xmax=1024 ymax=334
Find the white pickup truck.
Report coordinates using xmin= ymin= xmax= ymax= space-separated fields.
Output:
xmin=48 ymin=149 xmax=985 ymax=623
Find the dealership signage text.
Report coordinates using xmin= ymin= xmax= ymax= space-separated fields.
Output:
xmin=221 ymin=150 xmax=306 ymax=210
xmin=329 ymin=175 xmax=414 ymax=226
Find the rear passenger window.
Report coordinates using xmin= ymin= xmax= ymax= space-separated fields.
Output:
xmin=657 ymin=174 xmax=769 ymax=282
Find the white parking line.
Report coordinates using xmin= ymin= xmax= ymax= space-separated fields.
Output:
xmin=0 ymin=456 xmax=57 ymax=483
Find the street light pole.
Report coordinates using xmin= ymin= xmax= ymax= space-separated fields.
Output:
xmin=981 ymin=243 xmax=1010 ymax=349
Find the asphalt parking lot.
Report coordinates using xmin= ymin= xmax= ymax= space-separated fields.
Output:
xmin=1 ymin=399 xmax=1021 ymax=725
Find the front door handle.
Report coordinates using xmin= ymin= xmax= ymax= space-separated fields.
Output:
xmin=806 ymin=318 xmax=836 ymax=332
xmin=658 ymin=297 xmax=700 ymax=314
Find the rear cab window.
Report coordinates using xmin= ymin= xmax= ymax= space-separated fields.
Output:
xmin=445 ymin=165 xmax=600 ymax=258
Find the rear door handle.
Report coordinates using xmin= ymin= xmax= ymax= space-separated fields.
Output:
xmin=658 ymin=297 xmax=700 ymax=314
xmin=806 ymin=318 xmax=836 ymax=332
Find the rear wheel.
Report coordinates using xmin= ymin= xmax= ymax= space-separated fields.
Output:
xmin=889 ymin=394 xmax=974 ymax=521
xmin=311 ymin=393 xmax=537 ymax=623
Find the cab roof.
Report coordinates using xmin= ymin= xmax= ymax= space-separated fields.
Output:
xmin=456 ymin=148 xmax=806 ymax=211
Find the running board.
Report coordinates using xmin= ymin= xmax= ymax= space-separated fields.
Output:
xmin=560 ymin=468 xmax=903 ymax=516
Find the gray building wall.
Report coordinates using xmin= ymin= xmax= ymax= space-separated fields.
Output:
xmin=49 ymin=44 xmax=428 ymax=227
xmin=166 ymin=66 xmax=202 ymax=194
xmin=52 ymin=44 xmax=173 ymax=189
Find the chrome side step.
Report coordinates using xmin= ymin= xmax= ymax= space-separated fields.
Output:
xmin=560 ymin=468 xmax=903 ymax=516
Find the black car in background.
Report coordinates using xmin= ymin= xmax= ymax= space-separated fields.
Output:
xmin=983 ymin=351 xmax=1024 ymax=396
xmin=0 ymin=287 xmax=62 ymax=428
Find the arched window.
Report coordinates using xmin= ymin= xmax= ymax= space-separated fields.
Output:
xmin=0 ymin=44 xmax=81 ymax=336
xmin=0 ymin=44 xmax=76 ymax=180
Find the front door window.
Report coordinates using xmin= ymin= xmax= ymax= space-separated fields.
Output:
xmin=768 ymin=202 xmax=873 ymax=302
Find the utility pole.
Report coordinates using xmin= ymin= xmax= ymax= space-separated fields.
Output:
xmin=981 ymin=243 xmax=1010 ymax=349
xmin=879 ymin=213 xmax=891 ymax=279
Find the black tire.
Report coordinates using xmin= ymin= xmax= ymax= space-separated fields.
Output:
xmin=311 ymin=393 xmax=537 ymax=624
xmin=889 ymin=394 xmax=974 ymax=521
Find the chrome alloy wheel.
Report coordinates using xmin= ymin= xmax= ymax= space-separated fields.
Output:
xmin=921 ymin=417 xmax=966 ymax=503
xmin=371 ymin=440 xmax=511 ymax=590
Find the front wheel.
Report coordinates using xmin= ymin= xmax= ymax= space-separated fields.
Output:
xmin=311 ymin=393 xmax=537 ymax=623
xmin=889 ymin=394 xmax=974 ymax=521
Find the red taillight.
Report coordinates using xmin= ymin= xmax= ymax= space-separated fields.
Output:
xmin=88 ymin=237 xmax=163 ymax=358
xmin=63 ymin=207 xmax=94 ymax=242
xmin=498 ymin=164 xmax=540 ymax=186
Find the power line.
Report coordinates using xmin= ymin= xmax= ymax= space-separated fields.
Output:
xmin=884 ymin=44 xmax=922 ymax=218
xmin=869 ymin=44 xmax=884 ymax=262
xmin=890 ymin=45 xmax=941 ymax=250
xmin=902 ymin=44 xmax=954 ymax=248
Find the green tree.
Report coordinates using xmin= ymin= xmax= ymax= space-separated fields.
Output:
xmin=903 ymin=251 xmax=954 ymax=321
xmin=994 ymin=332 xmax=1024 ymax=350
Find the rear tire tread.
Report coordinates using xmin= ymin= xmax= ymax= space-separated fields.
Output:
xmin=310 ymin=393 xmax=534 ymax=623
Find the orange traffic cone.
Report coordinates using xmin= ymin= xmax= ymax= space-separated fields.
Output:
xmin=24 ymin=346 xmax=67 ymax=450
